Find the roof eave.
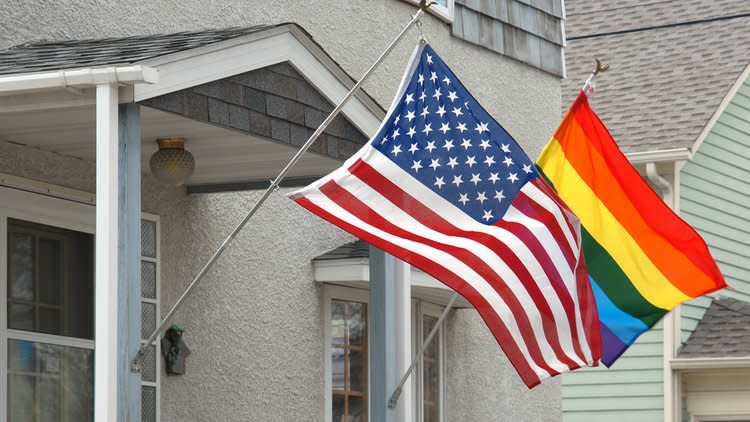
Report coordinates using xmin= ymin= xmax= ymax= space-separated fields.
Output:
xmin=0 ymin=65 xmax=158 ymax=95
xmin=625 ymin=147 xmax=691 ymax=164
xmin=671 ymin=356 xmax=750 ymax=370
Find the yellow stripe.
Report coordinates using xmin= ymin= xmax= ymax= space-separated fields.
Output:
xmin=538 ymin=139 xmax=690 ymax=309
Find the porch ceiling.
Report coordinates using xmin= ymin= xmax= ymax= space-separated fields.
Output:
xmin=0 ymin=104 xmax=342 ymax=186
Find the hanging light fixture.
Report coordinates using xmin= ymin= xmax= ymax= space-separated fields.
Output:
xmin=149 ymin=137 xmax=195 ymax=186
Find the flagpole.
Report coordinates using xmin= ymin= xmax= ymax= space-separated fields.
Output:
xmin=387 ymin=292 xmax=458 ymax=409
xmin=582 ymin=58 xmax=610 ymax=95
xmin=131 ymin=1 xmax=436 ymax=372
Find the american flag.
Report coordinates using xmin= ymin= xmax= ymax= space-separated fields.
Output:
xmin=291 ymin=43 xmax=601 ymax=387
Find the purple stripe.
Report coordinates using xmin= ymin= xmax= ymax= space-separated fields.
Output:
xmin=600 ymin=324 xmax=628 ymax=367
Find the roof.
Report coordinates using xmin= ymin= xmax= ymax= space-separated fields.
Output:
xmin=314 ymin=240 xmax=370 ymax=261
xmin=0 ymin=25 xmax=277 ymax=75
xmin=563 ymin=1 xmax=750 ymax=154
xmin=678 ymin=297 xmax=750 ymax=358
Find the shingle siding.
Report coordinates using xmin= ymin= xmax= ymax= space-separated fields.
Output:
xmin=452 ymin=0 xmax=564 ymax=76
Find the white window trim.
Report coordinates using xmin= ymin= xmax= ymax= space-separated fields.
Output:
xmin=403 ymin=0 xmax=455 ymax=23
xmin=0 ymin=180 xmax=161 ymax=422
xmin=323 ymin=285 xmax=371 ymax=422
xmin=414 ymin=300 xmax=446 ymax=422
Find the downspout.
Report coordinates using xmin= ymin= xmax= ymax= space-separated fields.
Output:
xmin=646 ymin=162 xmax=680 ymax=422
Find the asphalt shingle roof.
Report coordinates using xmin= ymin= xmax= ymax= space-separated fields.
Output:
xmin=678 ymin=297 xmax=750 ymax=358
xmin=0 ymin=25 xmax=276 ymax=76
xmin=563 ymin=1 xmax=750 ymax=153
xmin=314 ymin=240 xmax=370 ymax=261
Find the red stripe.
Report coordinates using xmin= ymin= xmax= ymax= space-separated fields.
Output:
xmin=294 ymin=196 xmax=544 ymax=387
xmin=567 ymin=92 xmax=725 ymax=286
xmin=575 ymin=253 xmax=602 ymax=362
xmin=513 ymin=188 xmax=576 ymax=269
xmin=531 ymin=177 xmax=579 ymax=239
xmin=318 ymin=179 xmax=571 ymax=373
xmin=495 ymin=214 xmax=587 ymax=364
xmin=341 ymin=163 xmax=583 ymax=370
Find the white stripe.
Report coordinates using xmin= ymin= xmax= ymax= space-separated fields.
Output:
xmin=301 ymin=187 xmax=553 ymax=380
xmin=522 ymin=182 xmax=579 ymax=254
xmin=338 ymin=170 xmax=585 ymax=368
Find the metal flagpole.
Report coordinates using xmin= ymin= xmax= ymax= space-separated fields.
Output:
xmin=388 ymin=292 xmax=458 ymax=409
xmin=131 ymin=1 xmax=437 ymax=371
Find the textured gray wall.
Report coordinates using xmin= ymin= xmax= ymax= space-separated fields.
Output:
xmin=0 ymin=1 xmax=563 ymax=420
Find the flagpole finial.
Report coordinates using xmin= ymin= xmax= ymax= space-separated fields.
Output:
xmin=593 ymin=58 xmax=610 ymax=75
xmin=419 ymin=0 xmax=437 ymax=10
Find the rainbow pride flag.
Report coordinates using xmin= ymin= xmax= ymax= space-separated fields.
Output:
xmin=537 ymin=91 xmax=727 ymax=365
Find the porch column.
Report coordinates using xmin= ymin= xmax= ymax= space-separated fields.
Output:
xmin=370 ymin=247 xmax=411 ymax=421
xmin=94 ymin=85 xmax=142 ymax=421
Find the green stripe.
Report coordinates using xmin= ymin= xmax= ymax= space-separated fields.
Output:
xmin=582 ymin=228 xmax=666 ymax=327
xmin=537 ymin=166 xmax=666 ymax=327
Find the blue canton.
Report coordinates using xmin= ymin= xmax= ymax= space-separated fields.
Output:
xmin=371 ymin=45 xmax=538 ymax=224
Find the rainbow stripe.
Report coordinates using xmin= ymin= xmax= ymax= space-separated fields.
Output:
xmin=537 ymin=92 xmax=727 ymax=365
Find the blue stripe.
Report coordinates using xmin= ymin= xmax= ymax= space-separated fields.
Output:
xmin=590 ymin=276 xmax=648 ymax=345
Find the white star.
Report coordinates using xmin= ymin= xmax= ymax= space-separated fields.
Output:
xmin=494 ymin=190 xmax=505 ymax=202
xmin=430 ymin=71 xmax=438 ymax=82
xmin=447 ymin=91 xmax=458 ymax=102
xmin=476 ymin=191 xmax=487 ymax=203
xmin=427 ymin=54 xmax=433 ymax=64
xmin=443 ymin=76 xmax=451 ymax=85
xmin=411 ymin=160 xmax=423 ymax=172
xmin=500 ymin=143 xmax=511 ymax=153
xmin=419 ymin=91 xmax=427 ymax=102
xmin=380 ymin=137 xmax=388 ymax=145
xmin=422 ymin=122 xmax=432 ymax=136
xmin=439 ymin=122 xmax=451 ymax=134
xmin=407 ymin=126 xmax=416 ymax=138
xmin=460 ymin=138 xmax=472 ymax=149
xmin=479 ymin=139 xmax=492 ymax=150
xmin=420 ymin=106 xmax=430 ymax=118
xmin=394 ymin=114 xmax=400 ymax=124
xmin=434 ymin=176 xmax=445 ymax=189
xmin=408 ymin=143 xmax=419 ymax=154
xmin=429 ymin=158 xmax=441 ymax=170
xmin=522 ymin=164 xmax=533 ymax=174
xmin=452 ymin=107 xmax=463 ymax=117
xmin=475 ymin=122 xmax=489 ymax=134
xmin=507 ymin=172 xmax=519 ymax=183
xmin=452 ymin=175 xmax=463 ymax=187
xmin=470 ymin=173 xmax=482 ymax=185
xmin=443 ymin=139 xmax=454 ymax=151
xmin=391 ymin=128 xmax=400 ymax=139
xmin=436 ymin=105 xmax=446 ymax=118
xmin=425 ymin=140 xmax=436 ymax=153
xmin=484 ymin=155 xmax=496 ymax=166
xmin=488 ymin=172 xmax=500 ymax=184
xmin=433 ymin=88 xmax=442 ymax=101
xmin=482 ymin=209 xmax=494 ymax=221
xmin=405 ymin=93 xmax=414 ymax=104
xmin=418 ymin=74 xmax=424 ymax=85
xmin=391 ymin=144 xmax=402 ymax=156
xmin=456 ymin=122 xmax=468 ymax=133
xmin=465 ymin=156 xmax=477 ymax=167
xmin=502 ymin=156 xmax=514 ymax=167
xmin=405 ymin=109 xmax=416 ymax=122
xmin=447 ymin=156 xmax=459 ymax=168
xmin=458 ymin=193 xmax=469 ymax=205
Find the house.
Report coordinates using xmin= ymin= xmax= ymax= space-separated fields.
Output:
xmin=561 ymin=1 xmax=750 ymax=421
xmin=0 ymin=1 xmax=571 ymax=420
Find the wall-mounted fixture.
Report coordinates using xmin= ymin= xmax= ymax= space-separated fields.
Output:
xmin=149 ymin=137 xmax=195 ymax=186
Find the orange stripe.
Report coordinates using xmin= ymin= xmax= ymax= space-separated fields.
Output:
xmin=564 ymin=93 xmax=725 ymax=286
xmin=552 ymin=117 xmax=722 ymax=297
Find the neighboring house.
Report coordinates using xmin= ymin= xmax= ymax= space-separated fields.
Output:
xmin=0 ymin=1 xmax=569 ymax=421
xmin=562 ymin=1 xmax=750 ymax=421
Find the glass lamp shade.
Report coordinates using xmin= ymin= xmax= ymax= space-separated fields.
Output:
xmin=149 ymin=138 xmax=195 ymax=186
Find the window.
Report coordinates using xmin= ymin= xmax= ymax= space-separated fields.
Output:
xmin=403 ymin=0 xmax=454 ymax=22
xmin=324 ymin=286 xmax=445 ymax=422
xmin=5 ymin=218 xmax=95 ymax=422
xmin=0 ymin=184 xmax=160 ymax=422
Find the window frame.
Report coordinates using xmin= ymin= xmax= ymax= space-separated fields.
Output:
xmin=403 ymin=0 xmax=455 ymax=23
xmin=414 ymin=300 xmax=445 ymax=422
xmin=140 ymin=213 xmax=161 ymax=422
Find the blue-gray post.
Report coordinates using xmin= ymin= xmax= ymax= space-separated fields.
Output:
xmin=369 ymin=246 xmax=398 ymax=422
xmin=118 ymin=103 xmax=142 ymax=421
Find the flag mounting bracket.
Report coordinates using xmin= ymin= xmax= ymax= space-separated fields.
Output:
xmin=583 ymin=58 xmax=611 ymax=96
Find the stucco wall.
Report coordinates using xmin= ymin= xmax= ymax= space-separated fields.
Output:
xmin=0 ymin=1 xmax=564 ymax=420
